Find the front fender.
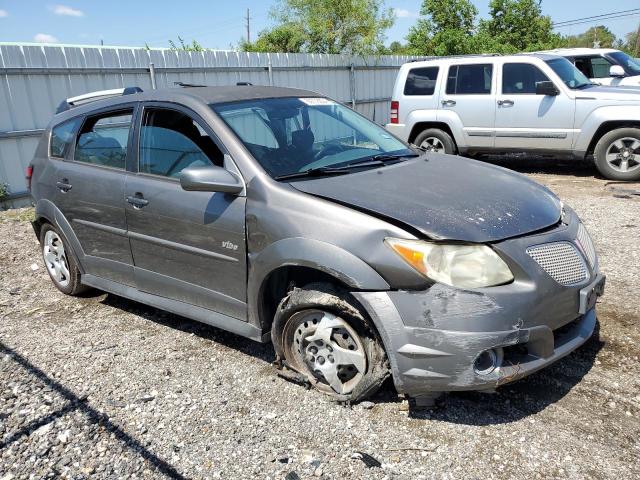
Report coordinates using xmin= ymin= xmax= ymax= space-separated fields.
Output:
xmin=247 ymin=237 xmax=390 ymax=328
xmin=574 ymin=105 xmax=640 ymax=153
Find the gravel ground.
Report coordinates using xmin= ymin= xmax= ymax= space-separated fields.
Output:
xmin=1 ymin=157 xmax=639 ymax=480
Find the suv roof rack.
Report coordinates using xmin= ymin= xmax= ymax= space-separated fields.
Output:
xmin=408 ymin=53 xmax=502 ymax=62
xmin=55 ymin=87 xmax=143 ymax=114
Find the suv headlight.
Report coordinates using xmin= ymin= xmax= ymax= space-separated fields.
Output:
xmin=385 ymin=238 xmax=513 ymax=289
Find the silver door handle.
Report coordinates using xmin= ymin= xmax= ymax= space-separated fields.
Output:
xmin=441 ymin=99 xmax=456 ymax=106
xmin=497 ymin=99 xmax=514 ymax=106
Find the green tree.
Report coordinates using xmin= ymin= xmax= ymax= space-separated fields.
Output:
xmin=387 ymin=41 xmax=410 ymax=55
xmin=241 ymin=0 xmax=395 ymax=55
xmin=564 ymin=26 xmax=617 ymax=49
xmin=478 ymin=0 xmax=562 ymax=52
xmin=406 ymin=0 xmax=479 ymax=55
xmin=168 ymin=36 xmax=205 ymax=52
xmin=620 ymin=27 xmax=639 ymax=56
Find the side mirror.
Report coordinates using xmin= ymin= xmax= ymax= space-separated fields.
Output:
xmin=535 ymin=80 xmax=559 ymax=96
xmin=609 ymin=65 xmax=625 ymax=78
xmin=180 ymin=165 xmax=243 ymax=194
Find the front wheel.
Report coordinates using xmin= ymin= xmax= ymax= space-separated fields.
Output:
xmin=593 ymin=128 xmax=640 ymax=180
xmin=272 ymin=284 xmax=389 ymax=403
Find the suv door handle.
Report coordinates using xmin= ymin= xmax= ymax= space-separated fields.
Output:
xmin=441 ymin=99 xmax=456 ymax=106
xmin=56 ymin=179 xmax=72 ymax=193
xmin=497 ymin=99 xmax=515 ymax=106
xmin=126 ymin=193 xmax=149 ymax=209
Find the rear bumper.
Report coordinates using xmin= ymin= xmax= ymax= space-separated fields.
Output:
xmin=384 ymin=123 xmax=409 ymax=142
xmin=353 ymin=288 xmax=600 ymax=396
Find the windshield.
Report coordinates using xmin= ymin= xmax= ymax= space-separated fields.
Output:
xmin=545 ymin=57 xmax=592 ymax=89
xmin=608 ymin=51 xmax=640 ymax=76
xmin=211 ymin=97 xmax=413 ymax=178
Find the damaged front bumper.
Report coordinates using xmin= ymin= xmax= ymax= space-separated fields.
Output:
xmin=353 ymin=214 xmax=604 ymax=397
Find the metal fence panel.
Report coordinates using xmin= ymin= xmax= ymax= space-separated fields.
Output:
xmin=0 ymin=43 xmax=415 ymax=207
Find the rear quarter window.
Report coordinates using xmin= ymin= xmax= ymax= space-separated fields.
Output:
xmin=50 ymin=118 xmax=80 ymax=158
xmin=404 ymin=67 xmax=439 ymax=95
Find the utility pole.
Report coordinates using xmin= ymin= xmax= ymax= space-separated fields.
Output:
xmin=246 ymin=8 xmax=251 ymax=44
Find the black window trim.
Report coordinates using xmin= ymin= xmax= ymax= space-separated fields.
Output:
xmin=134 ymin=102 xmax=232 ymax=184
xmin=446 ymin=63 xmax=494 ymax=95
xmin=69 ymin=103 xmax=138 ymax=174
xmin=500 ymin=62 xmax=551 ymax=95
xmin=49 ymin=116 xmax=82 ymax=160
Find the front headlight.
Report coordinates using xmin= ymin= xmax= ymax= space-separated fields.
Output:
xmin=385 ymin=238 xmax=513 ymax=289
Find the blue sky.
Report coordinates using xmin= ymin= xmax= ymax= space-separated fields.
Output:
xmin=0 ymin=1 xmax=638 ymax=49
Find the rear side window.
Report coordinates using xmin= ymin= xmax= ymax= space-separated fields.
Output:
xmin=139 ymin=108 xmax=224 ymax=178
xmin=50 ymin=118 xmax=80 ymax=158
xmin=404 ymin=67 xmax=439 ymax=95
xmin=502 ymin=63 xmax=550 ymax=94
xmin=74 ymin=110 xmax=133 ymax=169
xmin=446 ymin=64 xmax=493 ymax=94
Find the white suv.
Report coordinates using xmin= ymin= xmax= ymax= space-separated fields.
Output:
xmin=540 ymin=48 xmax=640 ymax=87
xmin=386 ymin=53 xmax=640 ymax=180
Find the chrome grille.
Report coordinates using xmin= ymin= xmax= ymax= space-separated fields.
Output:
xmin=527 ymin=242 xmax=588 ymax=285
xmin=576 ymin=222 xmax=596 ymax=269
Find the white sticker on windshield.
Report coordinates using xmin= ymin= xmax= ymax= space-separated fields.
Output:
xmin=300 ymin=97 xmax=336 ymax=106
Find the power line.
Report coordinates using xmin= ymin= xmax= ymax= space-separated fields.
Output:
xmin=554 ymin=13 xmax=640 ymax=29
xmin=553 ymin=9 xmax=640 ymax=27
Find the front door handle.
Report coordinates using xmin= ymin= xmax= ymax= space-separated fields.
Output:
xmin=126 ymin=193 xmax=149 ymax=209
xmin=441 ymin=99 xmax=456 ymax=106
xmin=56 ymin=179 xmax=72 ymax=193
xmin=497 ymin=99 xmax=515 ymax=106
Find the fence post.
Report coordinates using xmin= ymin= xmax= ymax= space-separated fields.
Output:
xmin=149 ymin=62 xmax=157 ymax=90
xmin=349 ymin=63 xmax=356 ymax=109
xmin=268 ymin=56 xmax=274 ymax=86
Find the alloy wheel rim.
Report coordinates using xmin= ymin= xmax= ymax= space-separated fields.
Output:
xmin=289 ymin=309 xmax=366 ymax=395
xmin=420 ymin=137 xmax=445 ymax=153
xmin=43 ymin=230 xmax=71 ymax=287
xmin=605 ymin=137 xmax=640 ymax=173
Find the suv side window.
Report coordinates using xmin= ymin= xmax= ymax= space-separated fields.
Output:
xmin=74 ymin=110 xmax=133 ymax=169
xmin=50 ymin=118 xmax=80 ymax=159
xmin=502 ymin=63 xmax=550 ymax=94
xmin=590 ymin=56 xmax=613 ymax=78
xmin=404 ymin=67 xmax=439 ymax=95
xmin=446 ymin=64 xmax=493 ymax=95
xmin=139 ymin=108 xmax=224 ymax=178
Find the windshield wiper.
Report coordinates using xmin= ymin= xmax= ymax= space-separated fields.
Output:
xmin=274 ymin=166 xmax=352 ymax=181
xmin=347 ymin=152 xmax=419 ymax=167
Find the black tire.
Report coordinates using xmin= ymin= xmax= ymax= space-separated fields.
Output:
xmin=593 ymin=128 xmax=640 ymax=181
xmin=414 ymin=128 xmax=457 ymax=154
xmin=39 ymin=223 xmax=87 ymax=296
xmin=272 ymin=283 xmax=389 ymax=403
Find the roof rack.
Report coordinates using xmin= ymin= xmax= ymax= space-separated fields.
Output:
xmin=408 ymin=53 xmax=502 ymax=62
xmin=55 ymin=87 xmax=142 ymax=114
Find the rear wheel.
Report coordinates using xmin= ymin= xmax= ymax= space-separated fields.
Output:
xmin=593 ymin=128 xmax=640 ymax=180
xmin=414 ymin=128 xmax=456 ymax=154
xmin=40 ymin=223 xmax=86 ymax=295
xmin=272 ymin=283 xmax=388 ymax=402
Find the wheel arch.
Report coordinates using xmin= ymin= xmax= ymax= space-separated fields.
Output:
xmin=586 ymin=121 xmax=640 ymax=156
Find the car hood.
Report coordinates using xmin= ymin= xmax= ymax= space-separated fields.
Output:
xmin=579 ymin=84 xmax=640 ymax=100
xmin=290 ymin=155 xmax=562 ymax=243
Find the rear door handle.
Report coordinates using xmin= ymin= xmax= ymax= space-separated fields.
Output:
xmin=126 ymin=194 xmax=149 ymax=209
xmin=56 ymin=179 xmax=72 ymax=192
xmin=497 ymin=99 xmax=515 ymax=106
xmin=441 ymin=99 xmax=456 ymax=106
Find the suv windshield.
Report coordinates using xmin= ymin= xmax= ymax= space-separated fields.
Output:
xmin=545 ymin=57 xmax=592 ymax=89
xmin=608 ymin=51 xmax=640 ymax=76
xmin=211 ymin=97 xmax=414 ymax=179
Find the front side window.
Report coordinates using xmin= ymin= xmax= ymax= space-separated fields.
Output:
xmin=139 ymin=108 xmax=224 ymax=178
xmin=50 ymin=118 xmax=80 ymax=158
xmin=502 ymin=63 xmax=551 ymax=94
xmin=545 ymin=58 xmax=592 ymax=89
xmin=212 ymin=97 xmax=414 ymax=178
xmin=404 ymin=67 xmax=439 ymax=95
xmin=589 ymin=56 xmax=613 ymax=78
xmin=446 ymin=64 xmax=493 ymax=95
xmin=75 ymin=110 xmax=133 ymax=169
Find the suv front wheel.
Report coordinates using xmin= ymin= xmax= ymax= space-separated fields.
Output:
xmin=594 ymin=128 xmax=640 ymax=180
xmin=414 ymin=128 xmax=456 ymax=154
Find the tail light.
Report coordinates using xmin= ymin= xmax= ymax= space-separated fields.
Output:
xmin=26 ymin=165 xmax=33 ymax=190
xmin=390 ymin=101 xmax=399 ymax=124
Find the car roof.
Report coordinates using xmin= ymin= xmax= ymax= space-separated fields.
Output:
xmin=52 ymin=85 xmax=321 ymax=122
xmin=537 ymin=48 xmax=619 ymax=56
xmin=403 ymin=52 xmax=562 ymax=68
